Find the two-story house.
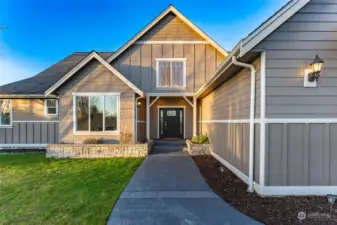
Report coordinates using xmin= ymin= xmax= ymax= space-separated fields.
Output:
xmin=0 ymin=5 xmax=227 ymax=145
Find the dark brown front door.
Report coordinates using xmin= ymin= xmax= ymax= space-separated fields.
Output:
xmin=159 ymin=108 xmax=184 ymax=139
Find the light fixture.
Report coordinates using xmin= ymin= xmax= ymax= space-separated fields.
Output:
xmin=327 ymin=194 xmax=336 ymax=212
xmin=219 ymin=167 xmax=224 ymax=180
xmin=308 ymin=55 xmax=324 ymax=82
xmin=137 ymin=101 xmax=141 ymax=106
xmin=304 ymin=55 xmax=325 ymax=87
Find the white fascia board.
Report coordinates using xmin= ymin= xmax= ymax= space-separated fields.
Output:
xmin=107 ymin=5 xmax=228 ymax=63
xmin=44 ymin=52 xmax=145 ymax=97
xmin=240 ymin=0 xmax=310 ymax=57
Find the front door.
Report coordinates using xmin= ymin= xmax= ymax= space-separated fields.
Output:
xmin=159 ymin=108 xmax=184 ymax=139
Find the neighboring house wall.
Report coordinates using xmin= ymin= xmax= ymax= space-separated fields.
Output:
xmin=111 ymin=14 xmax=225 ymax=93
xmin=0 ymin=99 xmax=59 ymax=145
xmin=199 ymin=57 xmax=261 ymax=183
xmin=55 ymin=59 xmax=135 ymax=144
xmin=254 ymin=0 xmax=337 ymax=186
xmin=150 ymin=97 xmax=193 ymax=139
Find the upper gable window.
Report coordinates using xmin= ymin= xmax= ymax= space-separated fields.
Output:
xmin=156 ymin=58 xmax=186 ymax=88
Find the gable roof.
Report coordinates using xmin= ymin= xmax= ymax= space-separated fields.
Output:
xmin=0 ymin=52 xmax=114 ymax=96
xmin=240 ymin=0 xmax=310 ymax=57
xmin=107 ymin=5 xmax=228 ymax=63
xmin=44 ymin=52 xmax=145 ymax=97
xmin=196 ymin=0 xmax=310 ymax=98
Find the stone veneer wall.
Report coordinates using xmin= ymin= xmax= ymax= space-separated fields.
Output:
xmin=186 ymin=140 xmax=212 ymax=156
xmin=46 ymin=140 xmax=153 ymax=158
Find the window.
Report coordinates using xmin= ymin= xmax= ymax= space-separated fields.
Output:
xmin=45 ymin=99 xmax=58 ymax=116
xmin=0 ymin=100 xmax=11 ymax=126
xmin=156 ymin=59 xmax=186 ymax=88
xmin=73 ymin=93 xmax=120 ymax=133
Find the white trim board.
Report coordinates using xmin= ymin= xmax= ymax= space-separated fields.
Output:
xmin=45 ymin=52 xmax=144 ymax=97
xmin=12 ymin=121 xmax=60 ymax=123
xmin=199 ymin=119 xmax=259 ymax=123
xmin=211 ymin=151 xmax=249 ymax=184
xmin=0 ymin=144 xmax=47 ymax=149
xmin=107 ymin=5 xmax=228 ymax=63
xmin=157 ymin=106 xmax=186 ymax=139
xmin=147 ymin=93 xmax=195 ymax=97
xmin=136 ymin=41 xmax=209 ymax=44
xmin=256 ymin=185 xmax=337 ymax=196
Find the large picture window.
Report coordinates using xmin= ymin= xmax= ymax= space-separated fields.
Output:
xmin=73 ymin=93 xmax=120 ymax=133
xmin=0 ymin=99 xmax=11 ymax=126
xmin=156 ymin=59 xmax=186 ymax=88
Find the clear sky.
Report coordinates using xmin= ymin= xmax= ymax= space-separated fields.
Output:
xmin=0 ymin=0 xmax=288 ymax=86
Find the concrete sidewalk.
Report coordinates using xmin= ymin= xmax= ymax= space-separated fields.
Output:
xmin=107 ymin=151 xmax=261 ymax=225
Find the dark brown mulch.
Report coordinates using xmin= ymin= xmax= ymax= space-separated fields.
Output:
xmin=192 ymin=155 xmax=337 ymax=225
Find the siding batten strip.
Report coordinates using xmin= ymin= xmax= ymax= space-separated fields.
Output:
xmin=303 ymin=124 xmax=309 ymax=186
xmin=324 ymin=123 xmax=330 ymax=185
xmin=282 ymin=123 xmax=288 ymax=186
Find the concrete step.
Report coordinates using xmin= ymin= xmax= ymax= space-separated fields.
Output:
xmin=153 ymin=140 xmax=186 ymax=147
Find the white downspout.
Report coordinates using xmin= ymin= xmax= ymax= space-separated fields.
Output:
xmin=232 ymin=56 xmax=256 ymax=193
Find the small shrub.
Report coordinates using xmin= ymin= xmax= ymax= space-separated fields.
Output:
xmin=83 ymin=138 xmax=104 ymax=144
xmin=191 ymin=135 xmax=209 ymax=144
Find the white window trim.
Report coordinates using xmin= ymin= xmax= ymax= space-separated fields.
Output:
xmin=72 ymin=93 xmax=121 ymax=135
xmin=45 ymin=99 xmax=59 ymax=116
xmin=0 ymin=99 xmax=12 ymax=127
xmin=156 ymin=58 xmax=187 ymax=89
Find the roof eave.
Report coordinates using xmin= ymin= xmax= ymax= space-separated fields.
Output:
xmin=45 ymin=52 xmax=145 ymax=97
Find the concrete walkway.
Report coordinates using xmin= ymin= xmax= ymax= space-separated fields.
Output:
xmin=108 ymin=148 xmax=261 ymax=225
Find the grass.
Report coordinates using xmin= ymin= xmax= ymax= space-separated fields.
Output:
xmin=0 ymin=154 xmax=143 ymax=225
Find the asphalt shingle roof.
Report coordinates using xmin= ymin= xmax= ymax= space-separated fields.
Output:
xmin=0 ymin=52 xmax=114 ymax=95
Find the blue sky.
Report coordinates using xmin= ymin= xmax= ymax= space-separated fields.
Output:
xmin=0 ymin=0 xmax=287 ymax=86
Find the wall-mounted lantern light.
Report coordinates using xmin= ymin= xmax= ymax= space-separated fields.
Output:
xmin=304 ymin=55 xmax=324 ymax=88
xmin=137 ymin=101 xmax=141 ymax=106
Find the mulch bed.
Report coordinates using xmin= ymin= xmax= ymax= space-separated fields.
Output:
xmin=192 ymin=155 xmax=337 ymax=225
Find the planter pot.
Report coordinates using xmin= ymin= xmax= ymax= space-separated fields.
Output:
xmin=186 ymin=139 xmax=212 ymax=156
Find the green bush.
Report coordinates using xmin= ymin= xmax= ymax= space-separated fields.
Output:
xmin=191 ymin=135 xmax=209 ymax=144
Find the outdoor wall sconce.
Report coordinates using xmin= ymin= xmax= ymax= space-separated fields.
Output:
xmin=304 ymin=55 xmax=324 ymax=88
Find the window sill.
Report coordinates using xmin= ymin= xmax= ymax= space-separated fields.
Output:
xmin=73 ymin=131 xmax=120 ymax=136
xmin=0 ymin=125 xmax=13 ymax=128
xmin=45 ymin=114 xmax=59 ymax=117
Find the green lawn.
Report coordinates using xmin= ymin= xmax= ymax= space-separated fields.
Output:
xmin=0 ymin=154 xmax=143 ymax=225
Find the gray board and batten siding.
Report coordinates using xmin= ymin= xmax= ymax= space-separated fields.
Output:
xmin=111 ymin=13 xmax=225 ymax=93
xmin=253 ymin=0 xmax=337 ymax=187
xmin=198 ymin=57 xmax=261 ymax=184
